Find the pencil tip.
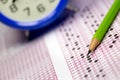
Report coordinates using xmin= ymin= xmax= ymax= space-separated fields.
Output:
xmin=87 ymin=50 xmax=91 ymax=56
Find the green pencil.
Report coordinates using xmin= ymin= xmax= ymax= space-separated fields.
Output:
xmin=88 ymin=0 xmax=120 ymax=55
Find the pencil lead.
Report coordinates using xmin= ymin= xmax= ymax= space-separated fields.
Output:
xmin=87 ymin=50 xmax=91 ymax=56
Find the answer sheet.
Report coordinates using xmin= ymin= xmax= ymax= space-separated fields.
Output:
xmin=0 ymin=22 xmax=26 ymax=55
xmin=0 ymin=0 xmax=120 ymax=80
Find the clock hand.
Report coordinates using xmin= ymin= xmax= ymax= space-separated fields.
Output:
xmin=12 ymin=0 xmax=16 ymax=3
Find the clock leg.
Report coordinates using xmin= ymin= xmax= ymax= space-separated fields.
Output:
xmin=25 ymin=30 xmax=30 ymax=41
xmin=66 ymin=4 xmax=79 ymax=13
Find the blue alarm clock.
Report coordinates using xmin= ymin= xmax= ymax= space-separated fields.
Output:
xmin=0 ymin=0 xmax=68 ymax=30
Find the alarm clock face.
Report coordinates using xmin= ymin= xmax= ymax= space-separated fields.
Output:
xmin=0 ymin=0 xmax=68 ymax=30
